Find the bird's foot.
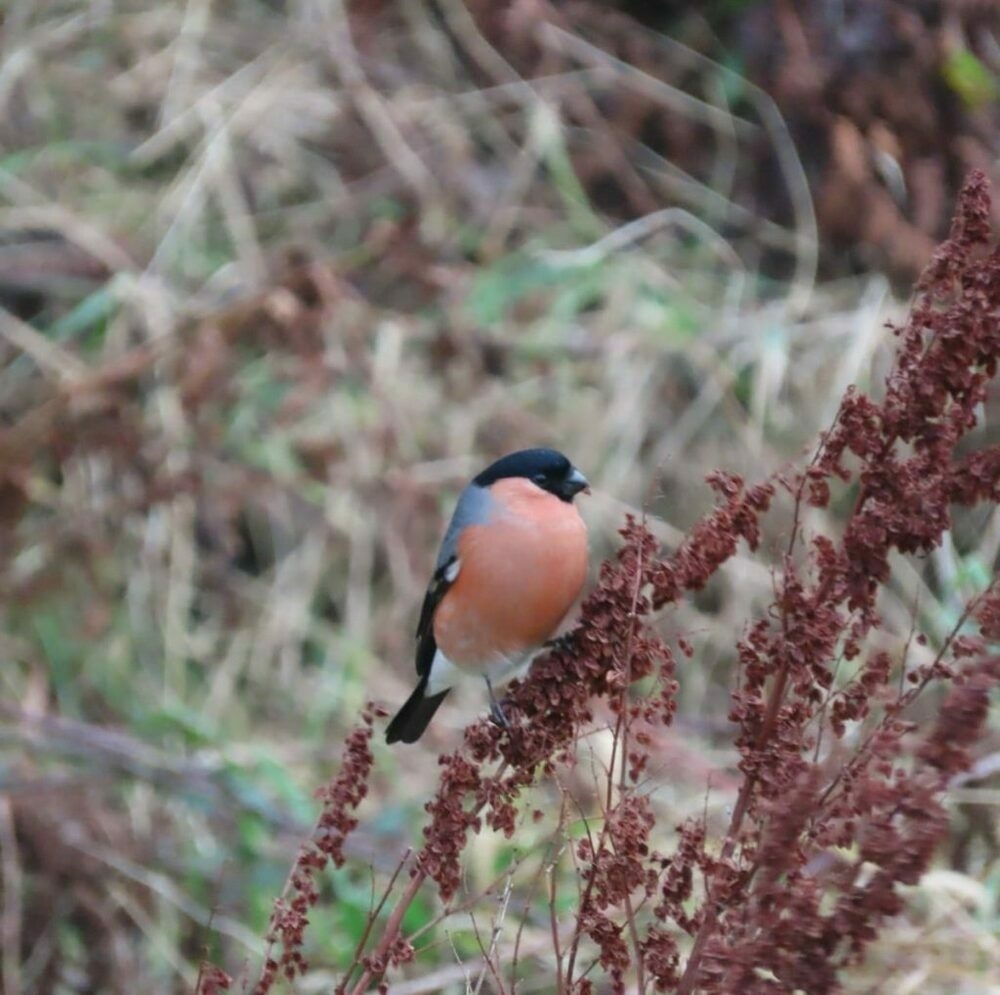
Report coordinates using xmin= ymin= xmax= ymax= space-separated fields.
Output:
xmin=545 ymin=631 xmax=576 ymax=654
xmin=486 ymin=678 xmax=511 ymax=730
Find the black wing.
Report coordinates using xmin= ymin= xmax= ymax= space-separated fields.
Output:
xmin=413 ymin=482 xmax=491 ymax=677
xmin=414 ymin=555 xmax=457 ymax=677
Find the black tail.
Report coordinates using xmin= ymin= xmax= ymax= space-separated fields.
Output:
xmin=385 ymin=676 xmax=450 ymax=744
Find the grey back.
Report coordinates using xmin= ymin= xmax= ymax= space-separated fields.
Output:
xmin=436 ymin=483 xmax=497 ymax=569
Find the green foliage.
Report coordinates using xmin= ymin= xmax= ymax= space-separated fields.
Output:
xmin=467 ymin=252 xmax=599 ymax=326
xmin=942 ymin=49 xmax=998 ymax=110
xmin=47 ymin=285 xmax=118 ymax=344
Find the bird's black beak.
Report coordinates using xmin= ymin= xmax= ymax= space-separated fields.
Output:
xmin=563 ymin=467 xmax=590 ymax=499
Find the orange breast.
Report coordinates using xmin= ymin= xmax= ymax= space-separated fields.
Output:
xmin=433 ymin=478 xmax=588 ymax=668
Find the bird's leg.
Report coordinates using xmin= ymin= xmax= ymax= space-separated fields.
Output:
xmin=545 ymin=631 xmax=576 ymax=654
xmin=486 ymin=677 xmax=510 ymax=729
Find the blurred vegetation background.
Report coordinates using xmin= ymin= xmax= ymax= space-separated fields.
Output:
xmin=0 ymin=1 xmax=998 ymax=992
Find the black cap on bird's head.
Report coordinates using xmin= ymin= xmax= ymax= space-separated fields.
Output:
xmin=473 ymin=448 xmax=589 ymax=503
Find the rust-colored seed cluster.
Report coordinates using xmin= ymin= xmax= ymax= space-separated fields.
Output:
xmin=253 ymin=703 xmax=380 ymax=993
xmin=680 ymin=171 xmax=1000 ymax=994
xmin=237 ymin=172 xmax=1000 ymax=994
xmin=195 ymin=963 xmax=233 ymax=994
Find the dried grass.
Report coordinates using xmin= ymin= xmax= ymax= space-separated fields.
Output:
xmin=0 ymin=2 xmax=996 ymax=993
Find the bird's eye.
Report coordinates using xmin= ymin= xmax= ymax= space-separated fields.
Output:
xmin=532 ymin=472 xmax=547 ymax=485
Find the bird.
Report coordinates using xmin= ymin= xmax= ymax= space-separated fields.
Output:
xmin=386 ymin=448 xmax=590 ymax=744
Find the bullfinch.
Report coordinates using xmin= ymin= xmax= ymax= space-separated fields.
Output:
xmin=385 ymin=448 xmax=590 ymax=744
